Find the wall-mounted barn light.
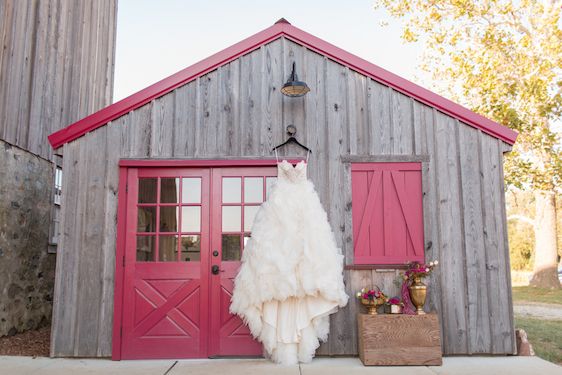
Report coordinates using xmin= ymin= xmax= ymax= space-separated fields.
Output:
xmin=281 ymin=62 xmax=310 ymax=97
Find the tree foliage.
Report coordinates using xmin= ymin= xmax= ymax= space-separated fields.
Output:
xmin=374 ymin=0 xmax=562 ymax=191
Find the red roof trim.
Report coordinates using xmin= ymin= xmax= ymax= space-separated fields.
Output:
xmin=49 ymin=22 xmax=517 ymax=149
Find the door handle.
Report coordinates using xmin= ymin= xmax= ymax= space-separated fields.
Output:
xmin=211 ymin=265 xmax=220 ymax=275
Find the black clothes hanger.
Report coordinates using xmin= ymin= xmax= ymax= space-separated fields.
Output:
xmin=271 ymin=125 xmax=312 ymax=153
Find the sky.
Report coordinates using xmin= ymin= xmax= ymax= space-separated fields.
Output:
xmin=113 ymin=0 xmax=425 ymax=102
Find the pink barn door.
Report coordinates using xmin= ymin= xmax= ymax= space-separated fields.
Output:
xmin=209 ymin=167 xmax=277 ymax=356
xmin=352 ymin=162 xmax=424 ymax=265
xmin=118 ymin=165 xmax=276 ymax=359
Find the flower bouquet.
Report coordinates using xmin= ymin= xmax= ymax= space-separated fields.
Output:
xmin=356 ymin=286 xmax=387 ymax=315
xmin=386 ymin=297 xmax=404 ymax=314
xmin=401 ymin=260 xmax=439 ymax=315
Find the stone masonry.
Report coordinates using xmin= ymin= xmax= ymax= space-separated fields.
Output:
xmin=0 ymin=140 xmax=56 ymax=336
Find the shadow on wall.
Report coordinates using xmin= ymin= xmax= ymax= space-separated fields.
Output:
xmin=0 ymin=140 xmax=56 ymax=336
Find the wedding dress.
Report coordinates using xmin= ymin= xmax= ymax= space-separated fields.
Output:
xmin=229 ymin=157 xmax=348 ymax=365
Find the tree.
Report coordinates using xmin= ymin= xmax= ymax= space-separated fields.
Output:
xmin=374 ymin=0 xmax=562 ymax=288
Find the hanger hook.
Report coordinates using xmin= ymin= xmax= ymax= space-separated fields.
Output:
xmin=286 ymin=124 xmax=297 ymax=137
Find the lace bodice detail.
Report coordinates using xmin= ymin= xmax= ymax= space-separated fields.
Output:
xmin=277 ymin=160 xmax=307 ymax=183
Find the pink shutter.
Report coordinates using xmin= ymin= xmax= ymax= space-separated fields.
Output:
xmin=352 ymin=163 xmax=424 ymax=265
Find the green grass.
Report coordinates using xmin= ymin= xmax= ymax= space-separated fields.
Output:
xmin=512 ymin=286 xmax=562 ymax=305
xmin=515 ymin=317 xmax=562 ymax=365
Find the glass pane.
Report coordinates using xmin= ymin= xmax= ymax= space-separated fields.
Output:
xmin=222 ymin=206 xmax=241 ymax=232
xmin=182 ymin=178 xmax=201 ymax=204
xmin=137 ymin=207 xmax=156 ymax=232
xmin=136 ymin=236 xmax=155 ymax=261
xmin=266 ymin=177 xmax=277 ymax=199
xmin=160 ymin=178 xmax=179 ymax=203
xmin=181 ymin=206 xmax=201 ymax=232
xmin=138 ymin=178 xmax=157 ymax=203
xmin=244 ymin=177 xmax=263 ymax=203
xmin=244 ymin=205 xmax=259 ymax=232
xmin=160 ymin=207 xmax=178 ymax=232
xmin=222 ymin=177 xmax=241 ymax=203
xmin=222 ymin=234 xmax=241 ymax=261
xmin=180 ymin=235 xmax=201 ymax=261
xmin=159 ymin=235 xmax=178 ymax=262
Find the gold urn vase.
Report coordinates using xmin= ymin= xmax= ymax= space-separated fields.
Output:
xmin=360 ymin=298 xmax=384 ymax=315
xmin=408 ymin=276 xmax=427 ymax=315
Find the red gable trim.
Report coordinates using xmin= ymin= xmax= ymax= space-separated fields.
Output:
xmin=48 ymin=21 xmax=517 ymax=149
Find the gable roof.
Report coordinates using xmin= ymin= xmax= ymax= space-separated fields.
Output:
xmin=48 ymin=19 xmax=517 ymax=149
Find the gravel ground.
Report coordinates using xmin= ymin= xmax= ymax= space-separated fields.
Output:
xmin=0 ymin=326 xmax=50 ymax=357
xmin=513 ymin=303 xmax=562 ymax=320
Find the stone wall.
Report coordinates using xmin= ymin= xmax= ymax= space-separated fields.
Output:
xmin=0 ymin=140 xmax=56 ymax=336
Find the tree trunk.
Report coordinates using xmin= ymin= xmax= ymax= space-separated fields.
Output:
xmin=529 ymin=190 xmax=560 ymax=289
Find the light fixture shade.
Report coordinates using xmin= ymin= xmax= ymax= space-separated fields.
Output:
xmin=281 ymin=62 xmax=310 ymax=97
xmin=281 ymin=81 xmax=310 ymax=97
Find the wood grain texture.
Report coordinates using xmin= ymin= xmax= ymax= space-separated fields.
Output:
xmin=358 ymin=313 xmax=442 ymax=366
xmin=52 ymin=36 xmax=515 ymax=357
xmin=458 ymin=126 xmax=492 ymax=353
xmin=433 ymin=112 xmax=469 ymax=354
xmin=0 ymin=0 xmax=116 ymax=160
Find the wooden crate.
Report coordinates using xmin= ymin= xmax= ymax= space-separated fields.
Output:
xmin=357 ymin=313 xmax=442 ymax=366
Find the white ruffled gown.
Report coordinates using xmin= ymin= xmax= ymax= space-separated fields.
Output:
xmin=229 ymin=160 xmax=349 ymax=365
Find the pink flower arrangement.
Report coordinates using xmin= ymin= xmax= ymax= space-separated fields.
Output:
xmin=386 ymin=297 xmax=403 ymax=306
xmin=356 ymin=287 xmax=388 ymax=303
xmin=403 ymin=260 xmax=439 ymax=281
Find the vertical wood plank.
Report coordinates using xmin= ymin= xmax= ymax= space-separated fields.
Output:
xmin=325 ymin=59 xmax=352 ymax=355
xmin=150 ymin=94 xmax=175 ymax=158
xmin=391 ymin=91 xmax=414 ymax=155
xmin=260 ymin=39 xmax=283 ymax=156
xmin=74 ymin=128 xmax=107 ymax=355
xmin=433 ymin=112 xmax=469 ymax=354
xmin=199 ymin=70 xmax=220 ymax=156
xmin=96 ymin=119 xmax=123 ymax=356
xmin=369 ymin=81 xmax=392 ymax=154
xmin=129 ymin=103 xmax=153 ymax=158
xmin=50 ymin=142 xmax=80 ymax=356
xmin=347 ymin=71 xmax=368 ymax=155
xmin=458 ymin=125 xmax=492 ymax=354
xmin=419 ymin=106 xmax=444 ymax=346
xmin=480 ymin=133 xmax=516 ymax=354
xmin=173 ymin=81 xmax=197 ymax=157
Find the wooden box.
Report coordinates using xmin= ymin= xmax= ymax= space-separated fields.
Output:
xmin=357 ymin=313 xmax=442 ymax=366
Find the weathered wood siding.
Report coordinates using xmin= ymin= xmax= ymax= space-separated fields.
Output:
xmin=0 ymin=0 xmax=117 ymax=160
xmin=52 ymin=37 xmax=515 ymax=357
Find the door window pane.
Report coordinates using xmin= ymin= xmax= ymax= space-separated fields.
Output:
xmin=180 ymin=235 xmax=200 ymax=261
xmin=136 ymin=236 xmax=155 ymax=261
xmin=160 ymin=178 xmax=179 ymax=203
xmin=244 ymin=177 xmax=263 ymax=203
xmin=266 ymin=177 xmax=277 ymax=199
xmin=160 ymin=207 xmax=178 ymax=232
xmin=244 ymin=206 xmax=259 ymax=232
xmin=222 ymin=234 xmax=241 ymax=261
xmin=137 ymin=207 xmax=156 ymax=232
xmin=159 ymin=235 xmax=178 ymax=262
xmin=182 ymin=178 xmax=201 ymax=204
xmin=138 ymin=178 xmax=157 ymax=203
xmin=222 ymin=206 xmax=241 ymax=232
xmin=181 ymin=206 xmax=201 ymax=232
xmin=222 ymin=177 xmax=241 ymax=203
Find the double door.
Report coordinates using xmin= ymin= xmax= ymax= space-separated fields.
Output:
xmin=119 ymin=166 xmax=277 ymax=359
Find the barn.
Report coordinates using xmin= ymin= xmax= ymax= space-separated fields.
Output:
xmin=48 ymin=19 xmax=518 ymax=359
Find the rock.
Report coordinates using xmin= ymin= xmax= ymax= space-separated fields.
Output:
xmin=516 ymin=329 xmax=535 ymax=356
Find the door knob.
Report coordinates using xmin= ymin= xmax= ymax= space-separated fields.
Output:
xmin=211 ymin=265 xmax=220 ymax=275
